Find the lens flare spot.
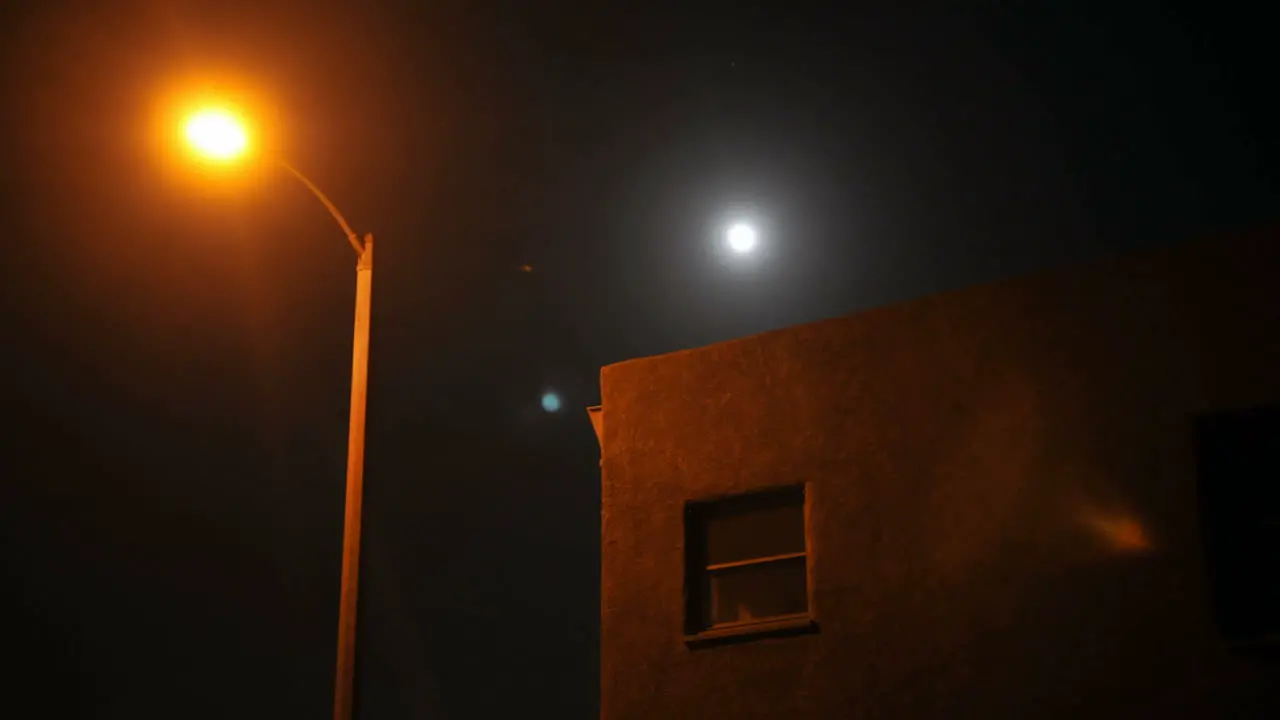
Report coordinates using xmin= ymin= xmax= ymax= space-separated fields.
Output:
xmin=1083 ymin=512 xmax=1152 ymax=553
xmin=541 ymin=392 xmax=562 ymax=413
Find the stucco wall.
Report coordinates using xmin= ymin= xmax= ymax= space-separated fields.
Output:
xmin=599 ymin=231 xmax=1280 ymax=718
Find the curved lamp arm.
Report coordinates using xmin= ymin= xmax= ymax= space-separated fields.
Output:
xmin=278 ymin=160 xmax=365 ymax=255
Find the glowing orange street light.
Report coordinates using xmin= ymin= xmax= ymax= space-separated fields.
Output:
xmin=180 ymin=104 xmax=372 ymax=720
xmin=183 ymin=107 xmax=250 ymax=162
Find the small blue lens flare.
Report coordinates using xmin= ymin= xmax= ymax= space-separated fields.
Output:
xmin=541 ymin=392 xmax=562 ymax=413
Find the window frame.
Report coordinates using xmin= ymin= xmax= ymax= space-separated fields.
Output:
xmin=683 ymin=483 xmax=817 ymax=645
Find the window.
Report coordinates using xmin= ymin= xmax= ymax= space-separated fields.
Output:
xmin=684 ymin=485 xmax=812 ymax=641
xmin=1195 ymin=404 xmax=1280 ymax=648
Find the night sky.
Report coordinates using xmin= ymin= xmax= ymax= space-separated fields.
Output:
xmin=2 ymin=1 xmax=1275 ymax=717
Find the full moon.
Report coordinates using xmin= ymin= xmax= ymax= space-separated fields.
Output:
xmin=726 ymin=222 xmax=758 ymax=254
xmin=540 ymin=391 xmax=562 ymax=413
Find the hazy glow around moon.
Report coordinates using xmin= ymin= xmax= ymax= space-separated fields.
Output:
xmin=726 ymin=222 xmax=758 ymax=253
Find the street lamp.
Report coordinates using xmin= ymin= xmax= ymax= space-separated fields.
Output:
xmin=183 ymin=107 xmax=250 ymax=162
xmin=181 ymin=106 xmax=372 ymax=720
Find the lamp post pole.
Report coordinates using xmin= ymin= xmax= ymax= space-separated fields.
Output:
xmin=277 ymin=161 xmax=373 ymax=720
xmin=334 ymin=232 xmax=372 ymax=720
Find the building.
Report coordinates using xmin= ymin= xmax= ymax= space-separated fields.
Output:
xmin=592 ymin=229 xmax=1280 ymax=718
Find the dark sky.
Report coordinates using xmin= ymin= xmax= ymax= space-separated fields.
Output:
xmin=2 ymin=1 xmax=1274 ymax=717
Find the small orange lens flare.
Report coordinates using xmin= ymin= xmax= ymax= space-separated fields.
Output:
xmin=1083 ymin=513 xmax=1152 ymax=553
xmin=183 ymin=108 xmax=249 ymax=161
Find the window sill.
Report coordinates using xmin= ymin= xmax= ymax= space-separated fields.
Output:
xmin=684 ymin=614 xmax=817 ymax=648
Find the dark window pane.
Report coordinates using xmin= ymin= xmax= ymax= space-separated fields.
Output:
xmin=704 ymin=490 xmax=804 ymax=566
xmin=1196 ymin=404 xmax=1280 ymax=644
xmin=706 ymin=556 xmax=807 ymax=627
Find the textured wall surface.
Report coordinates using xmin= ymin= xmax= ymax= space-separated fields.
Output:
xmin=599 ymin=230 xmax=1280 ymax=719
